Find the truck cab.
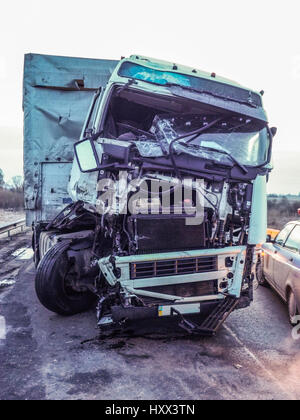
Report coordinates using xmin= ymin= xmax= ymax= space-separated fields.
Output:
xmin=25 ymin=54 xmax=274 ymax=335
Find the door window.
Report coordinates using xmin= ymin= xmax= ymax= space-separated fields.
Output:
xmin=284 ymin=225 xmax=300 ymax=253
xmin=274 ymin=224 xmax=294 ymax=247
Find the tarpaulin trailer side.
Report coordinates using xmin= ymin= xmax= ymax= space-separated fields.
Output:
xmin=23 ymin=53 xmax=118 ymax=226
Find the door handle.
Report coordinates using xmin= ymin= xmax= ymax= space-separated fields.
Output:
xmin=290 ymin=258 xmax=294 ymax=262
xmin=274 ymin=250 xmax=278 ymax=254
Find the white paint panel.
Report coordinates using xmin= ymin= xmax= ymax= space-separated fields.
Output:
xmin=158 ymin=303 xmax=201 ymax=317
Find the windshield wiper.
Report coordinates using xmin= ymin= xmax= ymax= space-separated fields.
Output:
xmin=181 ymin=143 xmax=248 ymax=174
xmin=168 ymin=117 xmax=224 ymax=179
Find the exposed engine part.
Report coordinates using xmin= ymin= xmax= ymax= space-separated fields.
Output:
xmin=127 ymin=213 xmax=207 ymax=254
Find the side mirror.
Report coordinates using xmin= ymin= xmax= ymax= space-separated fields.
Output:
xmin=270 ymin=127 xmax=277 ymax=137
xmin=266 ymin=234 xmax=272 ymax=243
xmin=74 ymin=139 xmax=103 ymax=172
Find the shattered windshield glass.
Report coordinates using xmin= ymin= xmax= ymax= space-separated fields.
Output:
xmin=118 ymin=62 xmax=262 ymax=107
xmin=134 ymin=115 xmax=269 ymax=167
xmin=187 ymin=130 xmax=269 ymax=166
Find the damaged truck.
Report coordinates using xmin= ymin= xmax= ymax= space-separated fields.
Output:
xmin=23 ymin=53 xmax=275 ymax=335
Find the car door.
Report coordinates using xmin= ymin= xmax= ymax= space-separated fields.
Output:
xmin=264 ymin=223 xmax=294 ymax=288
xmin=274 ymin=225 xmax=300 ymax=299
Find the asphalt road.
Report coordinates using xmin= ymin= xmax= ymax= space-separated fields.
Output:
xmin=0 ymin=232 xmax=300 ymax=400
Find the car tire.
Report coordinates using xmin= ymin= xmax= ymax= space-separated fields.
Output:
xmin=256 ymin=259 xmax=268 ymax=287
xmin=35 ymin=241 xmax=96 ymax=316
xmin=287 ymin=289 xmax=299 ymax=326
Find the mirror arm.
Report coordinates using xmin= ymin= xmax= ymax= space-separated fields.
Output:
xmin=82 ymin=88 xmax=102 ymax=138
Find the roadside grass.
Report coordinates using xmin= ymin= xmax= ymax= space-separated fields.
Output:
xmin=268 ymin=198 xmax=300 ymax=230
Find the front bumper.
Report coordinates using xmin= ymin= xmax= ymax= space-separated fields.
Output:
xmin=99 ymin=246 xmax=247 ymax=310
xmin=110 ymin=300 xmax=221 ymax=322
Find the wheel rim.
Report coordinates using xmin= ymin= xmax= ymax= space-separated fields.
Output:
xmin=58 ymin=254 xmax=87 ymax=300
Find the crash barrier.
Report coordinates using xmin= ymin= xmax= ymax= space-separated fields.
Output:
xmin=0 ymin=219 xmax=27 ymax=239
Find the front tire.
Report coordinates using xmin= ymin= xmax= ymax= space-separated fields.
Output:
xmin=287 ymin=289 xmax=299 ymax=326
xmin=35 ymin=242 xmax=96 ymax=315
xmin=256 ymin=258 xmax=268 ymax=287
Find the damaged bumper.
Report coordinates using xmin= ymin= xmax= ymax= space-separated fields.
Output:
xmin=98 ymin=246 xmax=246 ymax=325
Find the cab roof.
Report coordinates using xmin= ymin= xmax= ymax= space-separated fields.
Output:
xmin=128 ymin=54 xmax=262 ymax=98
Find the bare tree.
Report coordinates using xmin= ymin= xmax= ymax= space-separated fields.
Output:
xmin=0 ymin=173 xmax=24 ymax=210
xmin=12 ymin=175 xmax=24 ymax=192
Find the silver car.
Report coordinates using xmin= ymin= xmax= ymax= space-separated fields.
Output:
xmin=257 ymin=221 xmax=300 ymax=324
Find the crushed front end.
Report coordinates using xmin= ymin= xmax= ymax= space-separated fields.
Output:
xmin=34 ymin=55 xmax=274 ymax=335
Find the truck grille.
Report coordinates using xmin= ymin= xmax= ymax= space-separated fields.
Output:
xmin=136 ymin=280 xmax=218 ymax=298
xmin=130 ymin=256 xmax=217 ymax=280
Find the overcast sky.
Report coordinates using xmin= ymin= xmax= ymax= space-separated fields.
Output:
xmin=0 ymin=0 xmax=299 ymax=193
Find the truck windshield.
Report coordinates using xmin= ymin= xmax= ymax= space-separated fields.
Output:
xmin=118 ymin=61 xmax=262 ymax=108
xmin=145 ymin=114 xmax=270 ymax=167
xmin=185 ymin=127 xmax=269 ymax=167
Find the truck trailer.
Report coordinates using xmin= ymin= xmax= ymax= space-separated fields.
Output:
xmin=23 ymin=53 xmax=275 ymax=335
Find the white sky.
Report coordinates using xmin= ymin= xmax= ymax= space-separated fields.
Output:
xmin=0 ymin=0 xmax=299 ymax=193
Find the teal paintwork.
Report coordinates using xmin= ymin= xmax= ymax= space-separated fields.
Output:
xmin=23 ymin=53 xmax=118 ymax=225
xmin=248 ymin=175 xmax=267 ymax=245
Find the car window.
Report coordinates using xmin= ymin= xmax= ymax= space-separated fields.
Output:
xmin=275 ymin=224 xmax=294 ymax=246
xmin=285 ymin=225 xmax=300 ymax=253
